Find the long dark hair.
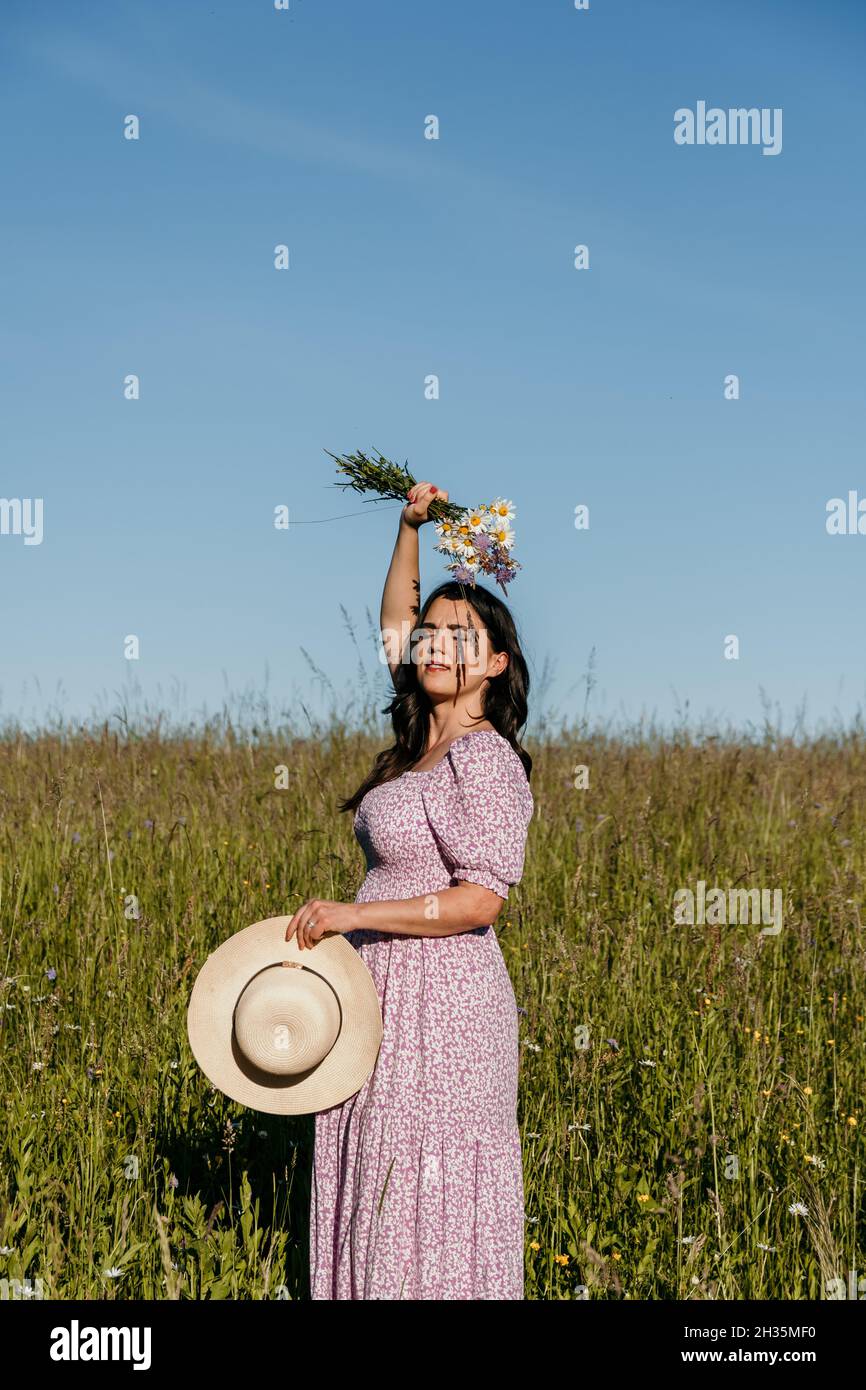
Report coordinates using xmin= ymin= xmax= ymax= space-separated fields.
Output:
xmin=339 ymin=580 xmax=531 ymax=814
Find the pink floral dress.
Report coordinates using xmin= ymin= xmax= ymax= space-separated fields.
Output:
xmin=309 ymin=727 xmax=534 ymax=1300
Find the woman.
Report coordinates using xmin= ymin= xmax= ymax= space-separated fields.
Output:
xmin=286 ymin=481 xmax=534 ymax=1300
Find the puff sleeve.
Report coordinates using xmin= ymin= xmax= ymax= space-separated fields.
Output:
xmin=420 ymin=731 xmax=534 ymax=899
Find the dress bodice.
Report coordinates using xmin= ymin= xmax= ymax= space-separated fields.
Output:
xmin=352 ymin=728 xmax=533 ymax=904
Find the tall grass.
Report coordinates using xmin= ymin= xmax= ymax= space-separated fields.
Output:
xmin=0 ymin=704 xmax=863 ymax=1299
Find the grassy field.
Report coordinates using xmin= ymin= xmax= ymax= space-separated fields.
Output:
xmin=1 ymin=714 xmax=864 ymax=1300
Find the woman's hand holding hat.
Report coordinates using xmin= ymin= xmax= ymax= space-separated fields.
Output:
xmin=286 ymin=898 xmax=361 ymax=951
xmin=186 ymin=915 xmax=383 ymax=1115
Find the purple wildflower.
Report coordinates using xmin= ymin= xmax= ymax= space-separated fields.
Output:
xmin=46 ymin=967 xmax=57 ymax=981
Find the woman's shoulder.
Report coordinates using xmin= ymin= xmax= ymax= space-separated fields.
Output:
xmin=421 ymin=728 xmax=533 ymax=847
xmin=440 ymin=728 xmax=531 ymax=795
xmin=448 ymin=726 xmax=518 ymax=762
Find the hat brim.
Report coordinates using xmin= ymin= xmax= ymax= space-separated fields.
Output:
xmin=187 ymin=916 xmax=383 ymax=1115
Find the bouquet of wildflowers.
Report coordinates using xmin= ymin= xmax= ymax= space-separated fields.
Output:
xmin=326 ymin=447 xmax=521 ymax=595
xmin=430 ymin=500 xmax=520 ymax=594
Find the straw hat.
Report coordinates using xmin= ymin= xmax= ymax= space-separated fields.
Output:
xmin=186 ymin=915 xmax=383 ymax=1115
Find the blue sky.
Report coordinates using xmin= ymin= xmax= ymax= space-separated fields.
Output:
xmin=2 ymin=0 xmax=865 ymax=736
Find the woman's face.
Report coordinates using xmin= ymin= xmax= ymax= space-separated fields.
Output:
xmin=413 ymin=596 xmax=507 ymax=701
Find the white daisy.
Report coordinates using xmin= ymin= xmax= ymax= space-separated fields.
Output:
xmin=463 ymin=508 xmax=488 ymax=534
xmin=490 ymin=525 xmax=515 ymax=550
xmin=490 ymin=497 xmax=515 ymax=523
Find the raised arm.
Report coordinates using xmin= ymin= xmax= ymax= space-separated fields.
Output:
xmin=380 ymin=481 xmax=449 ymax=680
